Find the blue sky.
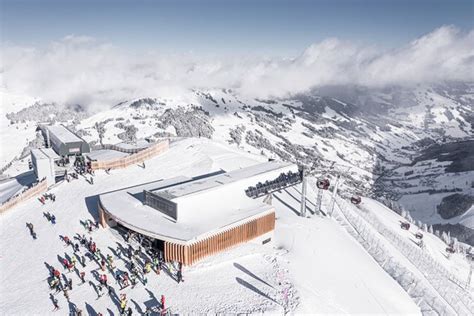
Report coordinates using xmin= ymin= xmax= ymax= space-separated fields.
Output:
xmin=1 ymin=0 xmax=473 ymax=56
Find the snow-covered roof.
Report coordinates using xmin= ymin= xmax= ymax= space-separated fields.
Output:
xmin=115 ymin=140 xmax=151 ymax=150
xmin=85 ymin=149 xmax=129 ymax=161
xmin=152 ymin=161 xmax=296 ymax=200
xmin=31 ymin=147 xmax=60 ymax=160
xmin=99 ymin=162 xmax=297 ymax=244
xmin=47 ymin=125 xmax=83 ymax=143
xmin=99 ymin=176 xmax=273 ymax=244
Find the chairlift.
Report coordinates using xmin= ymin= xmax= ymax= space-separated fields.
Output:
xmin=446 ymin=246 xmax=455 ymax=254
xmin=350 ymin=195 xmax=362 ymax=205
xmin=316 ymin=179 xmax=330 ymax=190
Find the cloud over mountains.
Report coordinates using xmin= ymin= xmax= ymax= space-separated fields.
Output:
xmin=1 ymin=26 xmax=473 ymax=109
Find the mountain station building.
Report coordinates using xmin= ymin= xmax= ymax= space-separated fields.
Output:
xmin=98 ymin=161 xmax=299 ymax=265
xmin=46 ymin=124 xmax=90 ymax=156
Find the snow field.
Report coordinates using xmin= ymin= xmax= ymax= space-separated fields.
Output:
xmin=1 ymin=138 xmax=420 ymax=314
xmin=332 ymin=196 xmax=473 ymax=315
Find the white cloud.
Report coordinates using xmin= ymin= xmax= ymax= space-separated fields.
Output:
xmin=1 ymin=26 xmax=473 ymax=110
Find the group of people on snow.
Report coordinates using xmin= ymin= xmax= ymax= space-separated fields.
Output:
xmin=43 ymin=219 xmax=179 ymax=315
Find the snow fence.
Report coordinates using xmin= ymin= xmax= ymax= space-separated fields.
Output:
xmin=0 ymin=179 xmax=47 ymax=214
xmin=90 ymin=140 xmax=169 ymax=170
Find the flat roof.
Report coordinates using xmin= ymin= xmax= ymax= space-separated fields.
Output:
xmin=99 ymin=175 xmax=273 ymax=244
xmin=47 ymin=125 xmax=83 ymax=144
xmin=85 ymin=149 xmax=129 ymax=161
xmin=31 ymin=148 xmax=60 ymax=160
xmin=98 ymin=162 xmax=297 ymax=244
xmin=151 ymin=161 xmax=295 ymax=200
xmin=115 ymin=140 xmax=151 ymax=151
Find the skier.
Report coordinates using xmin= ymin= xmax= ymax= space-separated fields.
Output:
xmin=51 ymin=214 xmax=56 ymax=224
xmin=120 ymin=294 xmax=127 ymax=314
xmin=63 ymin=289 xmax=70 ymax=301
xmin=177 ymin=268 xmax=182 ymax=284
xmin=62 ymin=258 xmax=70 ymax=269
xmin=115 ymin=270 xmax=121 ymax=284
xmin=53 ymin=268 xmax=61 ymax=279
xmin=55 ymin=280 xmax=63 ymax=294
xmin=67 ymin=262 xmax=74 ymax=272
xmin=90 ymin=242 xmax=96 ymax=254
xmin=80 ymin=271 xmax=86 ymax=283
xmin=108 ymin=285 xmax=115 ymax=297
xmin=90 ymin=177 xmax=94 ymax=185
xmin=80 ymin=234 xmax=86 ymax=246
xmin=121 ymin=273 xmax=129 ymax=289
xmin=101 ymin=259 xmax=106 ymax=271
xmin=63 ymin=236 xmax=71 ymax=246
xmin=134 ymin=247 xmax=141 ymax=259
xmin=71 ymin=255 xmax=77 ymax=268
xmin=153 ymin=256 xmax=160 ymax=274
xmin=100 ymin=274 xmax=108 ymax=286
xmin=81 ymin=255 xmax=86 ymax=267
xmin=94 ymin=248 xmax=102 ymax=261
xmin=49 ymin=277 xmax=59 ymax=290
xmin=106 ymin=254 xmax=114 ymax=268
xmin=26 ymin=222 xmax=36 ymax=239
xmin=68 ymin=278 xmax=73 ymax=290
xmin=144 ymin=261 xmax=151 ymax=274
xmin=97 ymin=284 xmax=104 ymax=298
xmin=115 ymin=245 xmax=122 ymax=257
xmin=130 ymin=273 xmax=137 ymax=288
xmin=52 ymin=297 xmax=60 ymax=311
xmin=160 ymin=295 xmax=165 ymax=311
xmin=126 ymin=307 xmax=133 ymax=316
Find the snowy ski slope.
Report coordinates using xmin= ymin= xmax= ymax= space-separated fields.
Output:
xmin=0 ymin=138 xmax=420 ymax=314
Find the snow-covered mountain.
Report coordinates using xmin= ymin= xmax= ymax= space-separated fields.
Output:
xmin=1 ymin=83 xmax=473 ymax=314
xmin=1 ymin=83 xmax=473 ymax=243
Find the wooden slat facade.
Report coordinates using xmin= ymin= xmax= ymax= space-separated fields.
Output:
xmin=164 ymin=212 xmax=275 ymax=265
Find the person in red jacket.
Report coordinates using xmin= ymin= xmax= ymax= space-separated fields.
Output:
xmin=161 ymin=295 xmax=165 ymax=310
xmin=63 ymin=236 xmax=71 ymax=245
xmin=62 ymin=258 xmax=70 ymax=269
xmin=100 ymin=274 xmax=108 ymax=286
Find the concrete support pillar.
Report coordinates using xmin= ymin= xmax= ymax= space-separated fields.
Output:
xmin=300 ymin=174 xmax=307 ymax=217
